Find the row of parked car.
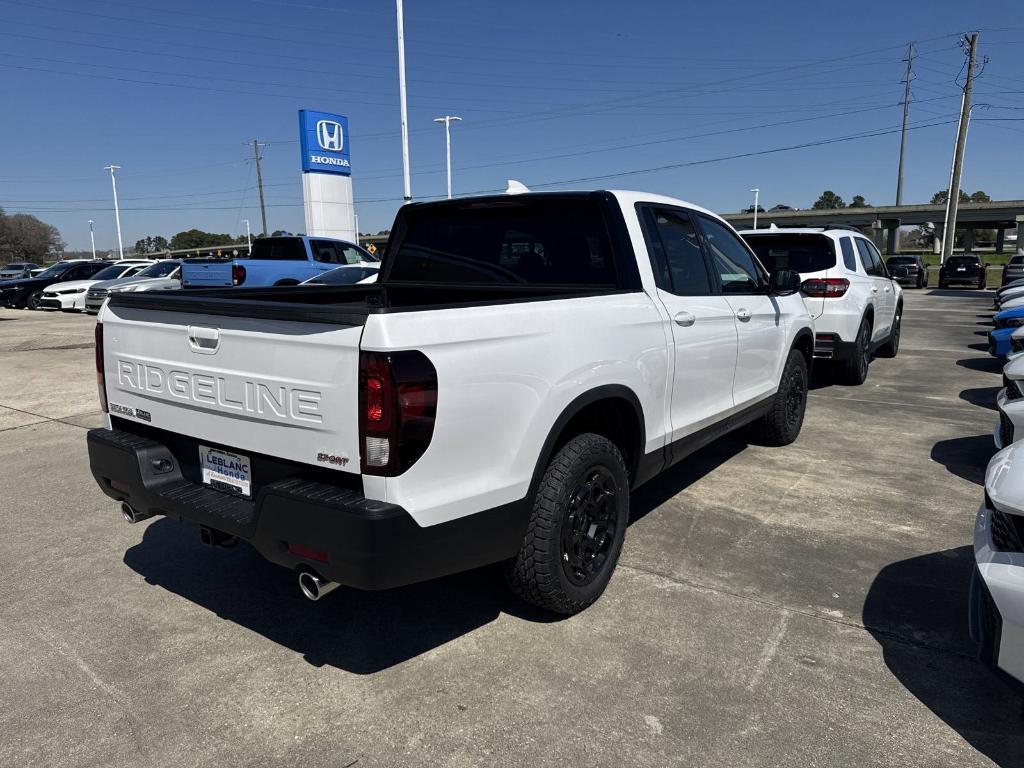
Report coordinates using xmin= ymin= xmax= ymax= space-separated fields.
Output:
xmin=971 ymin=278 xmax=1024 ymax=689
xmin=0 ymin=236 xmax=381 ymax=312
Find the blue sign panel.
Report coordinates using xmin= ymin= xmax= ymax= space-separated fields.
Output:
xmin=299 ymin=109 xmax=351 ymax=175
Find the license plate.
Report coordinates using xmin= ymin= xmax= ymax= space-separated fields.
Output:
xmin=957 ymin=267 xmax=966 ymax=271
xmin=199 ymin=445 xmax=252 ymax=498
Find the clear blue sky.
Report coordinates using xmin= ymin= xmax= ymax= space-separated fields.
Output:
xmin=0 ymin=0 xmax=1021 ymax=251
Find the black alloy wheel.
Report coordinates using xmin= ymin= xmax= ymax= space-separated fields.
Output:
xmin=560 ymin=467 xmax=619 ymax=587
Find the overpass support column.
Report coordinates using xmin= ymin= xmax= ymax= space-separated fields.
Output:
xmin=933 ymin=224 xmax=944 ymax=256
xmin=963 ymin=227 xmax=975 ymax=253
xmin=881 ymin=218 xmax=901 ymax=255
xmin=1017 ymin=215 xmax=1024 ymax=255
xmin=871 ymin=220 xmax=885 ymax=251
xmin=996 ymin=227 xmax=1006 ymax=254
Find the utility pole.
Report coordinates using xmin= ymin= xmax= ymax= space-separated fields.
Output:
xmin=103 ymin=165 xmax=124 ymax=260
xmin=249 ymin=139 xmax=269 ymax=236
xmin=895 ymin=41 xmax=915 ymax=206
xmin=88 ymin=219 xmax=96 ymax=260
xmin=242 ymin=219 xmax=251 ymax=254
xmin=750 ymin=188 xmax=760 ymax=229
xmin=941 ymin=32 xmax=979 ymax=264
xmin=434 ymin=115 xmax=462 ymax=199
xmin=396 ymin=0 xmax=412 ymax=203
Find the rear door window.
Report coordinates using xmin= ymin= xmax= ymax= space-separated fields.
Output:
xmin=742 ymin=233 xmax=836 ymax=274
xmin=640 ymin=207 xmax=712 ymax=296
xmin=855 ymin=239 xmax=879 ymax=276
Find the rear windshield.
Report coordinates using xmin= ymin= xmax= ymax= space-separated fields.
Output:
xmin=248 ymin=237 xmax=307 ymax=261
xmin=741 ymin=233 xmax=836 ymax=273
xmin=886 ymin=256 xmax=916 ymax=265
xmin=387 ymin=198 xmax=617 ymax=286
xmin=947 ymin=256 xmax=980 ymax=267
xmin=1010 ymin=256 xmax=1024 ymax=266
xmin=3 ymin=263 xmax=29 ymax=270
xmin=137 ymin=261 xmax=180 ymax=277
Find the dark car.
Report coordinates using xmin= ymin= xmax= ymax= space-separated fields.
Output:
xmin=938 ymin=254 xmax=988 ymax=289
xmin=885 ymin=255 xmax=927 ymax=289
xmin=1002 ymin=255 xmax=1024 ymax=287
xmin=0 ymin=260 xmax=113 ymax=309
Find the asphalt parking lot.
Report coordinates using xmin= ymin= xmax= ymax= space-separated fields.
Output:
xmin=1 ymin=293 xmax=1022 ymax=768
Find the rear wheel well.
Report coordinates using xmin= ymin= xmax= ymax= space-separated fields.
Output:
xmin=792 ymin=332 xmax=813 ymax=368
xmin=549 ymin=397 xmax=643 ymax=485
xmin=863 ymin=305 xmax=875 ymax=329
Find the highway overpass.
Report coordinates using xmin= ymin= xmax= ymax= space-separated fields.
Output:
xmin=723 ymin=200 xmax=1024 ymax=255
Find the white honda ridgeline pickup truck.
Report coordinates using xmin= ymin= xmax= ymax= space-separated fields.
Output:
xmin=87 ymin=191 xmax=814 ymax=614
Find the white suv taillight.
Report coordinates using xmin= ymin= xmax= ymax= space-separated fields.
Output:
xmin=801 ymin=278 xmax=850 ymax=298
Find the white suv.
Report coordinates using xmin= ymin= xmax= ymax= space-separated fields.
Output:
xmin=740 ymin=227 xmax=903 ymax=384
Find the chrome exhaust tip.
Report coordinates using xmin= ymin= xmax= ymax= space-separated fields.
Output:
xmin=120 ymin=502 xmax=152 ymax=524
xmin=298 ymin=571 xmax=339 ymax=602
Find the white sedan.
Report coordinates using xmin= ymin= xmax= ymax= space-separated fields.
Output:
xmin=300 ymin=264 xmax=379 ymax=285
xmin=39 ymin=261 xmax=152 ymax=311
xmin=972 ymin=442 xmax=1024 ymax=686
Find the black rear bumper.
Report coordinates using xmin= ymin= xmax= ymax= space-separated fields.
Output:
xmin=87 ymin=427 xmax=527 ymax=590
xmin=813 ymin=333 xmax=857 ymax=361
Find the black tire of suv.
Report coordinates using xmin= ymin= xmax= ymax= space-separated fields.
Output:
xmin=917 ymin=273 xmax=925 ymax=289
xmin=877 ymin=304 xmax=902 ymax=358
xmin=750 ymin=349 xmax=808 ymax=447
xmin=939 ymin=279 xmax=948 ymax=289
xmin=839 ymin=318 xmax=872 ymax=385
xmin=504 ymin=433 xmax=629 ymax=615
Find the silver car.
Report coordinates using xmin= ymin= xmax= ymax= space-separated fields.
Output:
xmin=85 ymin=260 xmax=182 ymax=313
xmin=0 ymin=262 xmax=39 ymax=280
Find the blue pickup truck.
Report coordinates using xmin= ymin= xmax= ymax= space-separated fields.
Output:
xmin=181 ymin=235 xmax=376 ymax=288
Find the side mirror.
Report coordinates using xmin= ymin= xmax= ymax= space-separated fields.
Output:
xmin=768 ymin=269 xmax=801 ymax=296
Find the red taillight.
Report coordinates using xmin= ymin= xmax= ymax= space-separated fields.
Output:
xmin=231 ymin=264 xmax=247 ymax=286
xmin=95 ymin=322 xmax=108 ymax=413
xmin=801 ymin=278 xmax=850 ymax=298
xmin=359 ymin=351 xmax=437 ymax=476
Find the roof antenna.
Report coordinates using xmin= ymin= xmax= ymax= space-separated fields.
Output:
xmin=505 ymin=179 xmax=530 ymax=195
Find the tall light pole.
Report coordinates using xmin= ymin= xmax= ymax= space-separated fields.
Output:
xmin=750 ymin=188 xmax=760 ymax=229
xmin=104 ymin=165 xmax=124 ymax=260
xmin=87 ymin=219 xmax=96 ymax=260
xmin=354 ymin=212 xmax=360 ymax=243
xmin=396 ymin=0 xmax=411 ymax=203
xmin=433 ymin=115 xmax=462 ymax=199
xmin=242 ymin=218 xmax=251 ymax=254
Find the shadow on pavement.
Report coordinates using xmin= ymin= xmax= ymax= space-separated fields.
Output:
xmin=968 ymin=342 xmax=991 ymax=352
xmin=930 ymin=434 xmax=995 ymax=485
xmin=957 ymin=357 xmax=1004 ymax=374
xmin=123 ymin=436 xmax=747 ymax=673
xmin=960 ymin=387 xmax=1001 ymax=411
xmin=863 ymin=547 xmax=1024 ymax=767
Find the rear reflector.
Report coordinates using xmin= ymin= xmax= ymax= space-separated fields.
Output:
xmin=95 ymin=322 xmax=108 ymax=413
xmin=287 ymin=543 xmax=328 ymax=563
xmin=801 ymin=278 xmax=850 ymax=298
xmin=231 ymin=264 xmax=247 ymax=286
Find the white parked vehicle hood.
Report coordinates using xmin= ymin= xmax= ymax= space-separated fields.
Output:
xmin=987 ymin=442 xmax=1024 ymax=516
xmin=43 ymin=278 xmax=101 ymax=293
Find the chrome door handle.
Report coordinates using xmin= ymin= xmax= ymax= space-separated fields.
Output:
xmin=884 ymin=286 xmax=891 ymax=292
xmin=735 ymin=308 xmax=751 ymax=322
xmin=674 ymin=311 xmax=696 ymax=327
xmin=871 ymin=287 xmax=879 ymax=293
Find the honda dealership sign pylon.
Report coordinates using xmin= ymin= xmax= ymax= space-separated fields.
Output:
xmin=299 ymin=109 xmax=355 ymax=241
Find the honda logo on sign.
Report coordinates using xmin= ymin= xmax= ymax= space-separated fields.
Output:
xmin=316 ymin=120 xmax=344 ymax=152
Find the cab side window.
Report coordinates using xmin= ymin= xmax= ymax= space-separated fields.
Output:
xmin=340 ymin=245 xmax=366 ymax=265
xmin=311 ymin=240 xmax=343 ymax=264
xmin=695 ymin=214 xmax=763 ymax=294
xmin=641 ymin=208 xmax=712 ymax=296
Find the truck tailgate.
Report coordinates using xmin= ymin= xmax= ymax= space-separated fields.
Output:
xmin=182 ymin=260 xmax=233 ymax=287
xmin=100 ymin=305 xmax=363 ymax=474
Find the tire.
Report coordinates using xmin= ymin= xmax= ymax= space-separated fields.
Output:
xmin=25 ymin=291 xmax=43 ymax=310
xmin=504 ymin=433 xmax=629 ymax=615
xmin=917 ymin=274 xmax=925 ymax=289
xmin=838 ymin=317 xmax=872 ymax=385
xmin=939 ymin=280 xmax=948 ymax=289
xmin=749 ymin=349 xmax=808 ymax=447
xmin=877 ymin=304 xmax=902 ymax=358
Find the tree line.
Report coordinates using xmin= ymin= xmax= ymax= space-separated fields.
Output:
xmin=0 ymin=208 xmax=64 ymax=265
xmin=808 ymin=188 xmax=991 ymax=210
